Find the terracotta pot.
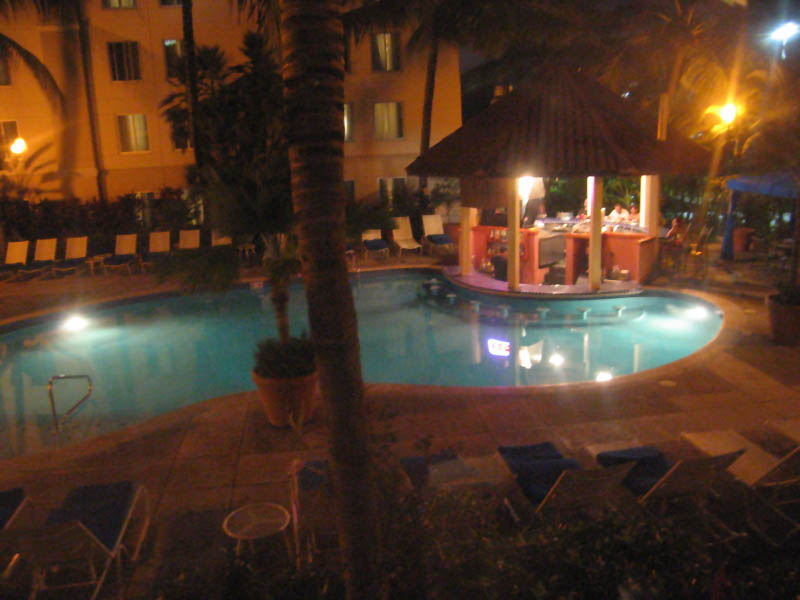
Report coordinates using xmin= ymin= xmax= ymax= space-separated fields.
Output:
xmin=766 ymin=293 xmax=800 ymax=345
xmin=251 ymin=370 xmax=318 ymax=427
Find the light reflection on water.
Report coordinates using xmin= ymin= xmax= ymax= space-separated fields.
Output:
xmin=0 ymin=270 xmax=721 ymax=457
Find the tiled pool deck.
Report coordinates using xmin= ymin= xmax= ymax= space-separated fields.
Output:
xmin=0 ymin=254 xmax=798 ymax=598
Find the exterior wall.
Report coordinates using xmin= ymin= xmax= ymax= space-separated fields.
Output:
xmin=1 ymin=5 xmax=461 ymax=203
xmin=343 ymin=32 xmax=462 ymax=202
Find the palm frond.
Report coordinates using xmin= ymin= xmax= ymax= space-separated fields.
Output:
xmin=0 ymin=32 xmax=63 ymax=113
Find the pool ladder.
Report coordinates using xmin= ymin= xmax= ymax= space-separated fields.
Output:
xmin=48 ymin=374 xmax=93 ymax=432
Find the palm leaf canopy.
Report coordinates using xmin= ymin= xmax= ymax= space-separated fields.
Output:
xmin=407 ymin=66 xmax=709 ymax=179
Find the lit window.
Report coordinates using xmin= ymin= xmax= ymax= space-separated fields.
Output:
xmin=378 ymin=177 xmax=406 ymax=207
xmin=108 ymin=42 xmax=141 ymax=81
xmin=344 ymin=103 xmax=353 ymax=141
xmin=104 ymin=0 xmax=136 ymax=7
xmin=163 ymin=39 xmax=184 ymax=79
xmin=371 ymin=33 xmax=400 ymax=72
xmin=374 ymin=102 xmax=402 ymax=140
xmin=0 ymin=120 xmax=19 ymax=169
xmin=118 ymin=114 xmax=149 ymax=152
xmin=0 ymin=58 xmax=10 ymax=86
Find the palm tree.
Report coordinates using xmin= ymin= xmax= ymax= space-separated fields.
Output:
xmin=180 ymin=0 xmax=205 ymax=168
xmin=278 ymin=0 xmax=381 ymax=597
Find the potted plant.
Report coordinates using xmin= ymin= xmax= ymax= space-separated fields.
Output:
xmin=766 ymin=280 xmax=800 ymax=345
xmin=252 ymin=335 xmax=317 ymax=427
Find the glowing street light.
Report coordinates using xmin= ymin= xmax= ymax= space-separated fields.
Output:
xmin=770 ymin=21 xmax=799 ymax=59
xmin=718 ymin=104 xmax=737 ymax=124
xmin=9 ymin=137 xmax=27 ymax=155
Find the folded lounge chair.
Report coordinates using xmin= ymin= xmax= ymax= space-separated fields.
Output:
xmin=0 ymin=241 xmax=29 ymax=281
xmin=362 ymin=229 xmax=389 ymax=260
xmin=13 ymin=481 xmax=150 ymax=600
xmin=139 ymin=231 xmax=171 ymax=273
xmin=52 ymin=236 xmax=88 ymax=276
xmin=422 ymin=214 xmax=454 ymax=255
xmin=103 ymin=234 xmax=138 ymax=275
xmin=498 ymin=442 xmax=633 ymax=522
xmin=289 ymin=459 xmax=336 ymax=568
xmin=393 ymin=216 xmax=421 ymax=256
xmin=18 ymin=238 xmax=57 ymax=279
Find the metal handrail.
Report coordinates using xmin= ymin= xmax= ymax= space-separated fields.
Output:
xmin=48 ymin=374 xmax=93 ymax=432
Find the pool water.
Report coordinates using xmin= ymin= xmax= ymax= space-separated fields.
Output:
xmin=0 ymin=270 xmax=721 ymax=457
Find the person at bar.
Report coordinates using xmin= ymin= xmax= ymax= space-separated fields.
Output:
xmin=607 ymin=202 xmax=629 ymax=223
xmin=628 ymin=204 xmax=639 ymax=223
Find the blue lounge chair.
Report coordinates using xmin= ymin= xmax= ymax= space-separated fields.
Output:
xmin=20 ymin=481 xmax=150 ymax=600
xmin=139 ymin=230 xmax=171 ymax=273
xmin=596 ymin=445 xmax=745 ymax=543
xmin=103 ymin=234 xmax=138 ymax=275
xmin=422 ymin=214 xmax=454 ymax=254
xmin=52 ymin=236 xmax=88 ymax=277
xmin=499 ymin=443 xmax=632 ymax=521
xmin=18 ymin=238 xmax=57 ymax=279
xmin=362 ymin=229 xmax=389 ymax=260
xmin=0 ymin=241 xmax=29 ymax=281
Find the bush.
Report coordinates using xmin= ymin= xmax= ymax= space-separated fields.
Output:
xmin=253 ymin=336 xmax=316 ymax=379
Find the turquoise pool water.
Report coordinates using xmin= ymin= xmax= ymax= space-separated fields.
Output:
xmin=0 ymin=269 xmax=721 ymax=457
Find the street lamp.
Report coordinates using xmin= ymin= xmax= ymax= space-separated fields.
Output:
xmin=770 ymin=21 xmax=799 ymax=59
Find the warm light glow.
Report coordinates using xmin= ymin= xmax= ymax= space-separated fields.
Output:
xmin=517 ymin=176 xmax=536 ymax=202
xmin=548 ymin=353 xmax=565 ymax=367
xmin=9 ymin=137 xmax=27 ymax=155
xmin=61 ymin=315 xmax=89 ymax=332
xmin=595 ymin=371 xmax=613 ymax=382
xmin=771 ymin=21 xmax=799 ymax=44
xmin=718 ymin=104 xmax=737 ymax=124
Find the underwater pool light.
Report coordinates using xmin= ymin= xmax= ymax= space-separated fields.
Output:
xmin=61 ymin=315 xmax=89 ymax=332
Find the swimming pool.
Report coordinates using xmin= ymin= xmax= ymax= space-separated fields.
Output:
xmin=0 ymin=269 xmax=722 ymax=457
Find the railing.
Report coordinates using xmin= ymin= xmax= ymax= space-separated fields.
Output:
xmin=48 ymin=374 xmax=93 ymax=432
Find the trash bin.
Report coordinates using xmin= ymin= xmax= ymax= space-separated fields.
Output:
xmin=732 ymin=227 xmax=755 ymax=253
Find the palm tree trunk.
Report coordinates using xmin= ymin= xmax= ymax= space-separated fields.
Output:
xmin=75 ymin=0 xmax=107 ymax=202
xmin=181 ymin=0 xmax=203 ymax=167
xmin=419 ymin=35 xmax=438 ymax=191
xmin=279 ymin=1 xmax=382 ymax=598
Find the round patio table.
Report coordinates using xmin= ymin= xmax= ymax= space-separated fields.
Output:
xmin=223 ymin=502 xmax=292 ymax=557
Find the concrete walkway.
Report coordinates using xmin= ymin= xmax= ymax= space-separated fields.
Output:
xmin=0 ymin=255 xmax=798 ymax=598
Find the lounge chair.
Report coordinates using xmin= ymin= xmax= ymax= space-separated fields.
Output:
xmin=103 ymin=234 xmax=138 ymax=275
xmin=362 ymin=229 xmax=389 ymax=260
xmin=178 ymin=229 xmax=200 ymax=251
xmin=211 ymin=230 xmax=232 ymax=246
xmin=399 ymin=449 xmax=514 ymax=491
xmin=52 ymin=236 xmax=88 ymax=277
xmin=681 ymin=430 xmax=800 ymax=546
xmin=12 ymin=481 xmax=149 ymax=600
xmin=139 ymin=231 xmax=171 ymax=273
xmin=422 ymin=214 xmax=454 ymax=255
xmin=498 ymin=442 xmax=633 ymax=522
xmin=18 ymin=238 xmax=56 ymax=279
xmin=393 ymin=216 xmax=421 ymax=256
xmin=0 ymin=241 xmax=29 ymax=281
xmin=594 ymin=445 xmax=745 ymax=543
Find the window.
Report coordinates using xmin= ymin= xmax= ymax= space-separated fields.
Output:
xmin=163 ymin=39 xmax=184 ymax=79
xmin=0 ymin=121 xmax=19 ymax=170
xmin=103 ymin=0 xmax=136 ymax=7
xmin=378 ymin=177 xmax=406 ymax=207
xmin=343 ymin=103 xmax=353 ymax=141
xmin=0 ymin=58 xmax=10 ymax=86
xmin=118 ymin=114 xmax=149 ymax=152
xmin=371 ymin=32 xmax=400 ymax=72
xmin=343 ymin=180 xmax=355 ymax=203
xmin=374 ymin=102 xmax=402 ymax=140
xmin=108 ymin=42 xmax=140 ymax=81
